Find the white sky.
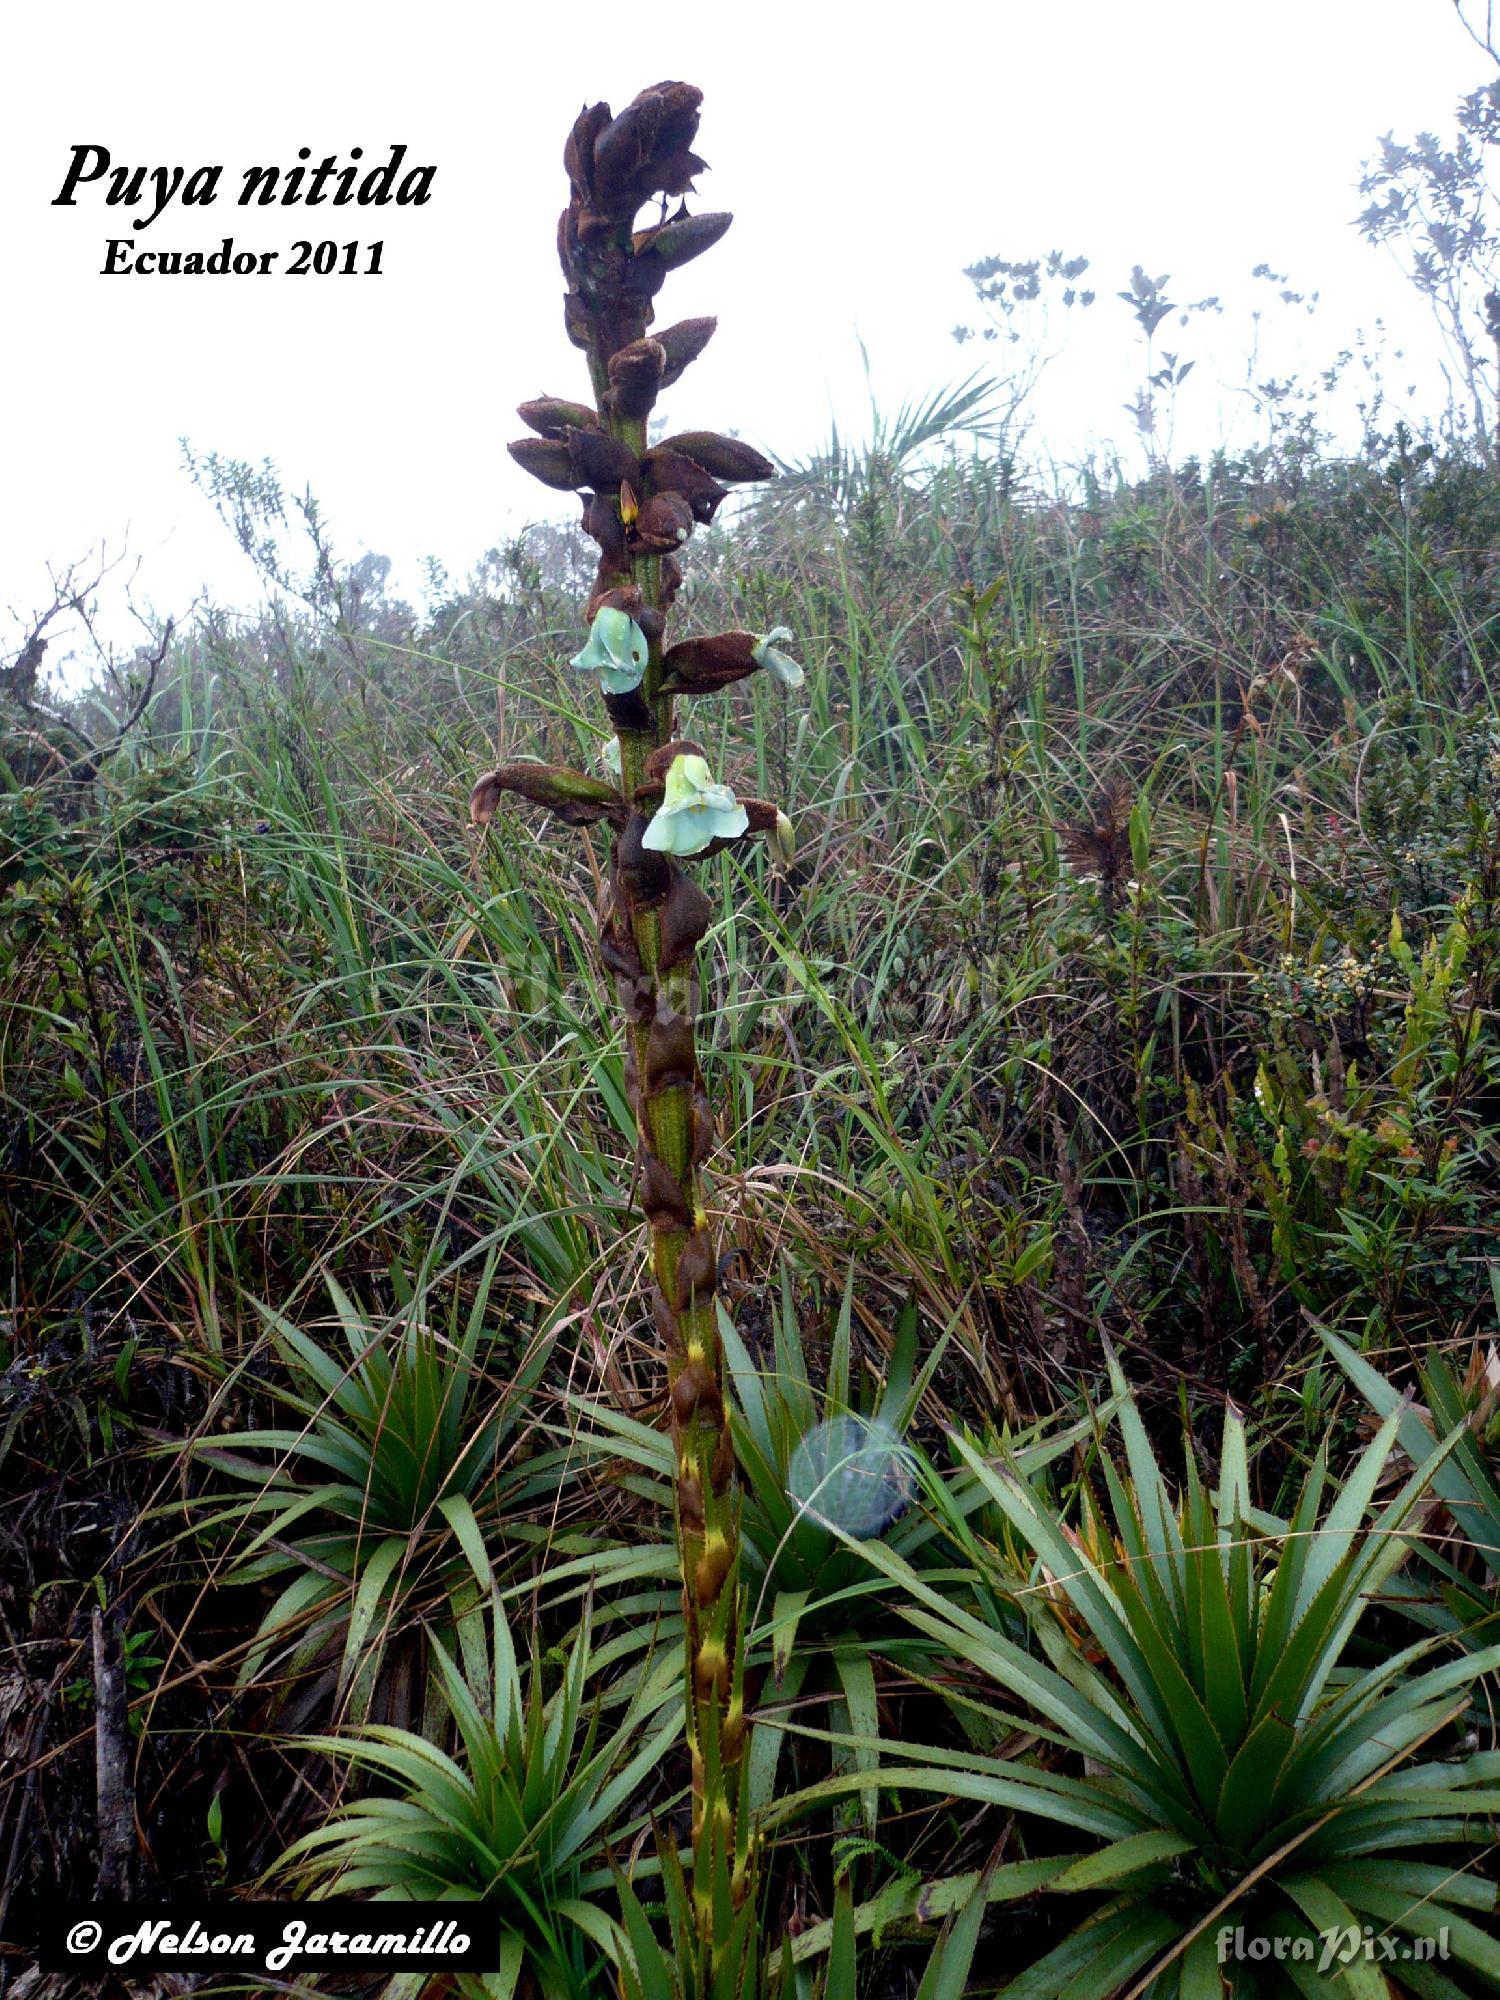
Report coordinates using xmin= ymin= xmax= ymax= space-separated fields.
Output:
xmin=1 ymin=0 xmax=1490 ymax=668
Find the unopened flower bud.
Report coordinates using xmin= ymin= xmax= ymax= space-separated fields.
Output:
xmin=634 ymin=492 xmax=695 ymax=553
xmin=507 ymin=437 xmax=579 ymax=491
xmin=516 ymin=395 xmax=601 ymax=440
xmin=636 ymin=211 xmax=733 ymax=270
xmin=607 ymin=338 xmax=667 ymax=420
xmin=655 ymin=316 xmax=718 ymax=387
xmin=657 ymin=432 xmax=775 ymax=483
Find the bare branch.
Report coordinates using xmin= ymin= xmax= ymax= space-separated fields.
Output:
xmin=93 ymin=617 xmax=174 ymax=764
xmin=1453 ymin=0 xmax=1500 ymax=65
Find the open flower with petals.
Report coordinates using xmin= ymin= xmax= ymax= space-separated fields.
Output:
xmin=571 ymin=606 xmax=648 ymax=693
xmin=751 ymin=626 xmax=804 ymax=689
xmin=641 ymin=753 xmax=748 ymax=855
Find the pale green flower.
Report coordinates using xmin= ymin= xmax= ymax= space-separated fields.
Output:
xmin=599 ymin=737 xmax=622 ymax=777
xmin=752 ymin=625 xmax=804 ymax=689
xmin=641 ymin=753 xmax=748 ymax=856
xmin=771 ymin=810 xmax=796 ymax=869
xmin=572 ymin=606 xmax=648 ymax=694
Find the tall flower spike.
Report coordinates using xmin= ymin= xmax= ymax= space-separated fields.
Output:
xmin=571 ymin=605 xmax=648 ymax=692
xmin=482 ymin=83 xmax=789 ymax=1969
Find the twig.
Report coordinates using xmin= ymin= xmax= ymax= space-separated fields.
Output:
xmin=94 ymin=616 xmax=173 ymax=765
xmin=1452 ymin=0 xmax=1499 ymax=64
xmin=91 ymin=1606 xmax=134 ymax=1898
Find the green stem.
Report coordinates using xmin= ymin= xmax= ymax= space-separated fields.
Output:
xmin=598 ymin=347 xmax=750 ymax=1929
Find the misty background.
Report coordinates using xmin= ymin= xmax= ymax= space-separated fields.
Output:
xmin=1 ymin=0 xmax=1490 ymax=665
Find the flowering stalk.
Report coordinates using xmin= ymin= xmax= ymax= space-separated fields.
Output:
xmin=471 ymin=81 xmax=797 ymax=1956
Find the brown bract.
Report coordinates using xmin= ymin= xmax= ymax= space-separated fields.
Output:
xmin=615 ymin=812 xmax=674 ymax=907
xmin=654 ymin=433 xmax=775 ymax=483
xmin=558 ymin=85 xmax=716 ymax=367
xmin=642 ymin=450 xmax=729 ymax=526
xmin=640 ymin=738 xmax=707 ymax=785
xmin=656 ymin=871 xmax=714 ymax=968
xmin=655 ymin=316 xmax=718 ymax=387
xmin=635 ymin=210 xmax=733 ymax=271
xmin=507 ymin=429 xmax=640 ymax=495
xmin=469 ymin=763 xmax=626 ymax=829
xmin=576 ymin=82 xmax=706 ymax=221
xmin=634 ymin=491 xmax=694 ymax=553
xmin=607 ymin=339 xmax=666 ymax=420
xmin=659 ymin=631 xmax=762 ymax=694
xmin=505 ymin=437 xmax=578 ymax=492
xmin=584 ymin=582 xmax=649 ymax=626
xmin=516 ymin=395 xmax=601 ymax=439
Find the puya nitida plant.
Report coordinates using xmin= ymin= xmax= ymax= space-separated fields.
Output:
xmin=469 ymin=80 xmax=797 ymax=1950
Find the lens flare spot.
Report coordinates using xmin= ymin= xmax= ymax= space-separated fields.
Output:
xmin=787 ymin=1415 xmax=914 ymax=1539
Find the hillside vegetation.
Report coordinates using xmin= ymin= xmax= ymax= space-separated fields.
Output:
xmin=6 ymin=148 xmax=1500 ymax=1998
